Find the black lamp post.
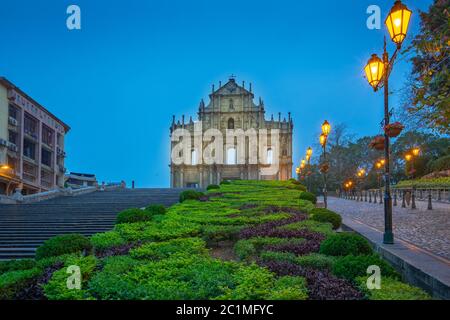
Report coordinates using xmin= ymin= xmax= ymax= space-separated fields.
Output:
xmin=364 ymin=1 xmax=412 ymax=244
xmin=319 ymin=120 xmax=331 ymax=208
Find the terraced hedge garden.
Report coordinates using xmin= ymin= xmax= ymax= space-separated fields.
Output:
xmin=0 ymin=180 xmax=431 ymax=300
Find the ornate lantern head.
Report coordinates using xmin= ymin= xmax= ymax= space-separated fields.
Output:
xmin=364 ymin=54 xmax=385 ymax=90
xmin=385 ymin=0 xmax=412 ymax=47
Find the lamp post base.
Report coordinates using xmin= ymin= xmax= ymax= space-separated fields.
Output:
xmin=383 ymin=232 xmax=394 ymax=244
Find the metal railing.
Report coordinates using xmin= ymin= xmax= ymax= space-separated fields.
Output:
xmin=339 ymin=186 xmax=450 ymax=210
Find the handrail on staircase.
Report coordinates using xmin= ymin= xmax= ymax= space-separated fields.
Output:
xmin=0 ymin=183 xmax=126 ymax=205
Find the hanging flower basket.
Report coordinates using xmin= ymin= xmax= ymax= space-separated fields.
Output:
xmin=369 ymin=136 xmax=385 ymax=151
xmin=384 ymin=122 xmax=404 ymax=138
xmin=320 ymin=163 xmax=329 ymax=173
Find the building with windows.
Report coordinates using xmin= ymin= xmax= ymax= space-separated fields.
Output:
xmin=0 ymin=77 xmax=70 ymax=195
xmin=169 ymin=77 xmax=293 ymax=188
xmin=65 ymin=172 xmax=98 ymax=189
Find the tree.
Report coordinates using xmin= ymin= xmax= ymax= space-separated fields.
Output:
xmin=402 ymin=0 xmax=450 ymax=134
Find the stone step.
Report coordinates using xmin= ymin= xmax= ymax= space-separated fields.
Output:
xmin=0 ymin=188 xmax=189 ymax=260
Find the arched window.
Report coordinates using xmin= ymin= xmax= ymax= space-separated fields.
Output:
xmin=267 ymin=148 xmax=273 ymax=165
xmin=227 ymin=148 xmax=236 ymax=165
xmin=191 ymin=149 xmax=197 ymax=165
xmin=228 ymin=118 xmax=234 ymax=129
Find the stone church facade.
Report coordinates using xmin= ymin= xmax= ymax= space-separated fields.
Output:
xmin=170 ymin=77 xmax=293 ymax=188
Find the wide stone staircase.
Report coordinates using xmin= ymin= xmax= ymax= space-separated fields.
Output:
xmin=0 ymin=188 xmax=188 ymax=260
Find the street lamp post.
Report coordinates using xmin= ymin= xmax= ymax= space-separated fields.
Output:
xmin=364 ymin=1 xmax=412 ymax=245
xmin=306 ymin=147 xmax=313 ymax=191
xmin=356 ymin=168 xmax=366 ymax=201
xmin=405 ymin=147 xmax=420 ymax=209
xmin=319 ymin=120 xmax=331 ymax=208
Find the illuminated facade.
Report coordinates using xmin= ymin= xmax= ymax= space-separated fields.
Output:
xmin=170 ymin=77 xmax=293 ymax=188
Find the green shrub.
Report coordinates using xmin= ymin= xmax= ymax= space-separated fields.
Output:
xmin=268 ymin=276 xmax=308 ymax=300
xmin=320 ymin=233 xmax=372 ymax=256
xmin=89 ymin=254 xmax=238 ymax=300
xmin=0 ymin=268 xmax=42 ymax=299
xmin=115 ymin=219 xmax=200 ymax=242
xmin=356 ymin=276 xmax=431 ymax=300
xmin=217 ymin=264 xmax=308 ymax=300
xmin=310 ymin=208 xmax=342 ymax=229
xmin=332 ymin=254 xmax=399 ymax=281
xmin=299 ymin=191 xmax=317 ymax=204
xmin=217 ymin=264 xmax=275 ymax=300
xmin=207 ymin=184 xmax=220 ymax=191
xmin=220 ymin=180 xmax=231 ymax=185
xmin=90 ymin=231 xmax=126 ymax=252
xmin=130 ymin=238 xmax=208 ymax=260
xmin=0 ymin=259 xmax=36 ymax=274
xmin=234 ymin=237 xmax=304 ymax=261
xmin=179 ymin=190 xmax=204 ymax=202
xmin=43 ymin=255 xmax=97 ymax=300
xmin=145 ymin=204 xmax=167 ymax=216
xmin=296 ymin=253 xmax=336 ymax=271
xmin=201 ymin=225 xmax=244 ymax=242
xmin=298 ymin=199 xmax=315 ymax=213
xmin=116 ymin=208 xmax=153 ymax=224
xmin=279 ymin=219 xmax=334 ymax=236
xmin=259 ymin=251 xmax=298 ymax=264
xmin=35 ymin=234 xmax=92 ymax=260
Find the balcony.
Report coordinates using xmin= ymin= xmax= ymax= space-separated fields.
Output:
xmin=0 ymin=139 xmax=7 ymax=148
xmin=8 ymin=116 xmax=18 ymax=127
xmin=7 ymin=142 xmax=18 ymax=153
xmin=24 ymin=130 xmax=38 ymax=141
xmin=57 ymin=147 xmax=66 ymax=157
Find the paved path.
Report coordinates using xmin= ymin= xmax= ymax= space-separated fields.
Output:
xmin=327 ymin=197 xmax=450 ymax=260
xmin=0 ymin=188 xmax=188 ymax=260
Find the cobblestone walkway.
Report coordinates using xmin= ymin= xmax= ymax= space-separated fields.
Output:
xmin=327 ymin=197 xmax=450 ymax=260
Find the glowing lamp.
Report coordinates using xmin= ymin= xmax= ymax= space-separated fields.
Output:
xmin=364 ymin=54 xmax=385 ymax=90
xmin=319 ymin=134 xmax=327 ymax=147
xmin=321 ymin=120 xmax=331 ymax=136
xmin=385 ymin=1 xmax=412 ymax=46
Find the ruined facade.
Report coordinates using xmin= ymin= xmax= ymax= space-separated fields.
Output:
xmin=170 ymin=77 xmax=293 ymax=188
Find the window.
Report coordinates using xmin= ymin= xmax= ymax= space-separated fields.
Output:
xmin=41 ymin=148 xmax=53 ymax=167
xmin=8 ymin=104 xmax=18 ymax=120
xmin=227 ymin=148 xmax=236 ymax=165
xmin=7 ymin=156 xmax=17 ymax=171
xmin=228 ymin=118 xmax=234 ymax=129
xmin=8 ymin=130 xmax=18 ymax=145
xmin=229 ymin=99 xmax=234 ymax=110
xmin=42 ymin=125 xmax=54 ymax=147
xmin=24 ymin=114 xmax=37 ymax=138
xmin=191 ymin=149 xmax=197 ymax=165
xmin=23 ymin=139 xmax=36 ymax=160
xmin=267 ymin=148 xmax=273 ymax=165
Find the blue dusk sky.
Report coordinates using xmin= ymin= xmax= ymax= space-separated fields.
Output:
xmin=0 ymin=0 xmax=433 ymax=187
